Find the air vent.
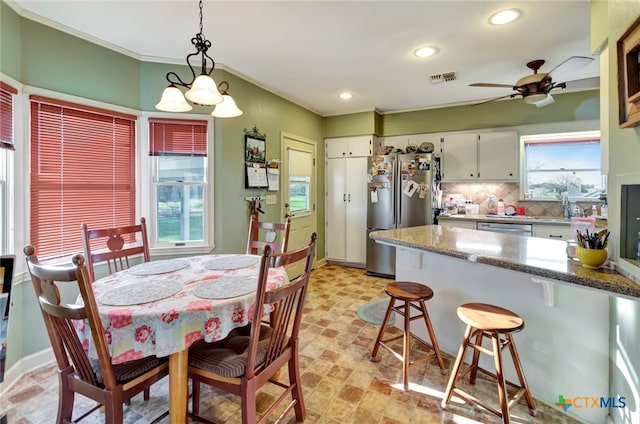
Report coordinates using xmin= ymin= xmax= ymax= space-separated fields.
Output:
xmin=430 ymin=71 xmax=457 ymax=84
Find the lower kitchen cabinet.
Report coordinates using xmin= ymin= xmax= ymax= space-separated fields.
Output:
xmin=532 ymin=224 xmax=575 ymax=240
xmin=326 ymin=156 xmax=367 ymax=265
xmin=438 ymin=219 xmax=477 ymax=230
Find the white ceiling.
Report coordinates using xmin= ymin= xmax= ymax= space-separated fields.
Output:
xmin=8 ymin=0 xmax=599 ymax=116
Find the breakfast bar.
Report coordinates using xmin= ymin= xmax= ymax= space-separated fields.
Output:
xmin=370 ymin=225 xmax=640 ymax=423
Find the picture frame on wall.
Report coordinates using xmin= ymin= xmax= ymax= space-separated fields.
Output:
xmin=245 ymin=135 xmax=266 ymax=163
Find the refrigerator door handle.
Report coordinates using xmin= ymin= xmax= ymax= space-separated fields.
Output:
xmin=392 ymin=157 xmax=397 ymax=226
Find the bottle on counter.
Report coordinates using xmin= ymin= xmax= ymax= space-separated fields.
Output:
xmin=448 ymin=197 xmax=458 ymax=215
xmin=497 ymin=198 xmax=505 ymax=215
xmin=591 ymin=205 xmax=598 ymax=216
xmin=601 ymin=203 xmax=608 ymax=218
xmin=487 ymin=195 xmax=497 ymax=215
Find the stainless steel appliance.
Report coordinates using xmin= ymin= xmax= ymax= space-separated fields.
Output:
xmin=476 ymin=221 xmax=533 ymax=236
xmin=366 ymin=153 xmax=437 ymax=277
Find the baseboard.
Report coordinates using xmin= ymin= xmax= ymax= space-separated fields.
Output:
xmin=0 ymin=348 xmax=54 ymax=396
xmin=314 ymin=258 xmax=327 ymax=268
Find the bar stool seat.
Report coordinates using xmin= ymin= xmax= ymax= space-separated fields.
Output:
xmin=369 ymin=281 xmax=446 ymax=391
xmin=441 ymin=303 xmax=537 ymax=423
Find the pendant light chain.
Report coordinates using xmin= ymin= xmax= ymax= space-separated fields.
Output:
xmin=199 ymin=0 xmax=204 ymax=35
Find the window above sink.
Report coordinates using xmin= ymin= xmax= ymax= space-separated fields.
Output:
xmin=521 ymin=130 xmax=603 ymax=201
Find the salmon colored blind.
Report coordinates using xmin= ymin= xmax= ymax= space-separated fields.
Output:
xmin=1 ymin=82 xmax=17 ymax=150
xmin=30 ymin=95 xmax=137 ymax=258
xmin=149 ymin=118 xmax=208 ymax=156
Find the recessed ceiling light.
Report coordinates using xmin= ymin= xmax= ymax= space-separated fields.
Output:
xmin=414 ymin=46 xmax=438 ymax=58
xmin=489 ymin=9 xmax=520 ymax=25
xmin=339 ymin=92 xmax=353 ymax=100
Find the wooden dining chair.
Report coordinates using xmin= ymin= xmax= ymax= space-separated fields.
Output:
xmin=188 ymin=232 xmax=317 ymax=424
xmin=246 ymin=215 xmax=291 ymax=255
xmin=81 ymin=218 xmax=150 ymax=282
xmin=23 ymin=245 xmax=169 ymax=424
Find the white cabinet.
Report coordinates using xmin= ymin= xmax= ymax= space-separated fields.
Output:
xmin=441 ymin=130 xmax=518 ymax=181
xmin=325 ymin=136 xmax=376 ymax=158
xmin=326 ymin=156 xmax=368 ymax=265
xmin=533 ymin=224 xmax=574 ymax=240
xmin=441 ymin=133 xmax=478 ymax=181
xmin=477 ymin=131 xmax=518 ymax=180
xmin=438 ymin=219 xmax=477 ymax=230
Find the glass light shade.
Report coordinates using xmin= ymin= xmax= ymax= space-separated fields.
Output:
xmin=155 ymin=86 xmax=193 ymax=112
xmin=185 ymin=75 xmax=223 ymax=105
xmin=211 ymin=94 xmax=243 ymax=118
xmin=523 ymin=93 xmax=549 ymax=104
xmin=534 ymin=94 xmax=555 ymax=108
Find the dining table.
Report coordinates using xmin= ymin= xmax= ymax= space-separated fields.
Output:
xmin=77 ymin=253 xmax=289 ymax=424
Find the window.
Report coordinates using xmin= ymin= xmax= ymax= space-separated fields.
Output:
xmin=0 ymin=83 xmax=17 ymax=255
xmin=149 ymin=118 xmax=208 ymax=248
xmin=289 ymin=176 xmax=310 ymax=213
xmin=522 ymin=131 xmax=602 ymax=201
xmin=30 ymin=96 xmax=136 ymax=259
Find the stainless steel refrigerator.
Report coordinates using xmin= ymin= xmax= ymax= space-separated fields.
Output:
xmin=366 ymin=153 xmax=436 ymax=278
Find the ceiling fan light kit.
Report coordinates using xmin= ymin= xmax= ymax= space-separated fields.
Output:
xmin=155 ymin=0 xmax=243 ymax=118
xmin=469 ymin=56 xmax=597 ymax=107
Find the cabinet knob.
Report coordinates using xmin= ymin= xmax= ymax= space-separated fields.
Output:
xmin=509 ymin=173 xmax=513 ymax=176
xmin=470 ymin=173 xmax=474 ymax=177
xmin=349 ymin=152 xmax=352 ymax=155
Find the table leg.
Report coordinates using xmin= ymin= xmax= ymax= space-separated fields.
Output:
xmin=169 ymin=349 xmax=188 ymax=424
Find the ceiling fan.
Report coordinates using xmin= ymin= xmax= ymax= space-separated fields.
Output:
xmin=470 ymin=56 xmax=599 ymax=107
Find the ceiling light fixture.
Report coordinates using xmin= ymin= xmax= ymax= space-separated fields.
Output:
xmin=489 ymin=9 xmax=520 ymax=25
xmin=414 ymin=46 xmax=438 ymax=58
xmin=155 ymin=0 xmax=242 ymax=118
xmin=339 ymin=92 xmax=353 ymax=100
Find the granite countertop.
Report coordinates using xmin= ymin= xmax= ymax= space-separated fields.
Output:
xmin=370 ymin=225 xmax=640 ymax=300
xmin=438 ymin=214 xmax=608 ymax=226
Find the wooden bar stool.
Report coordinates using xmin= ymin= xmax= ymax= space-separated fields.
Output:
xmin=441 ymin=303 xmax=537 ymax=423
xmin=370 ymin=281 xmax=446 ymax=390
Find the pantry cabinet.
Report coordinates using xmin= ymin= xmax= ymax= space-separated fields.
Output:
xmin=325 ymin=136 xmax=375 ymax=266
xmin=441 ymin=130 xmax=518 ymax=182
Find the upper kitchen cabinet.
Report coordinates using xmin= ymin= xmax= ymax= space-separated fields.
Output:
xmin=325 ymin=135 xmax=378 ymax=158
xmin=440 ymin=133 xmax=477 ymax=181
xmin=441 ymin=130 xmax=518 ymax=181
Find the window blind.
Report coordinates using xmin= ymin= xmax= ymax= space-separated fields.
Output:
xmin=30 ymin=95 xmax=137 ymax=258
xmin=0 ymin=82 xmax=17 ymax=150
xmin=149 ymin=118 xmax=208 ymax=156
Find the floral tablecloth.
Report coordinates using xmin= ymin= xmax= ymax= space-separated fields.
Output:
xmin=77 ymin=254 xmax=287 ymax=364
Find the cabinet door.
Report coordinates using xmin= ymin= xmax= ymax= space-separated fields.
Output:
xmin=478 ymin=131 xmax=518 ymax=180
xmin=325 ymin=138 xmax=348 ymax=158
xmin=346 ymin=136 xmax=374 ymax=157
xmin=533 ymin=224 xmax=574 ymax=240
xmin=441 ymin=133 xmax=477 ymax=181
xmin=326 ymin=158 xmax=347 ymax=260
xmin=344 ymin=157 xmax=368 ymax=263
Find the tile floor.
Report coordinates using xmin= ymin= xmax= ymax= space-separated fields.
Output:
xmin=1 ymin=264 xmax=579 ymax=423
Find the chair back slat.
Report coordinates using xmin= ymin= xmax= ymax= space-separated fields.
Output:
xmin=246 ymin=216 xmax=291 ymax=255
xmin=82 ymin=218 xmax=150 ymax=282
xmin=24 ymin=246 xmax=118 ymax=389
xmin=245 ymin=233 xmax=316 ymax=378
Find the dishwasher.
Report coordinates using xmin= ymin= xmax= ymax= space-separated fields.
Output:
xmin=476 ymin=221 xmax=533 ymax=237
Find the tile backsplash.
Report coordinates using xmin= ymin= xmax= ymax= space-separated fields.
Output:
xmin=441 ymin=182 xmax=603 ymax=217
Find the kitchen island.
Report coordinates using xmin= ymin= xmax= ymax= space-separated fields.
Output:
xmin=370 ymin=225 xmax=640 ymax=424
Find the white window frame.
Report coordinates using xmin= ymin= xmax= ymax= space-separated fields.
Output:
xmin=140 ymin=114 xmax=215 ymax=255
xmin=521 ymin=130 xmax=603 ymax=201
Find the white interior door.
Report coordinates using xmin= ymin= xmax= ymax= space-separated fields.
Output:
xmin=281 ymin=133 xmax=317 ymax=276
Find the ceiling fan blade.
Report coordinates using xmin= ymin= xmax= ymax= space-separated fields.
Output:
xmin=469 ymin=83 xmax=514 ymax=88
xmin=547 ymin=56 xmax=595 ymax=83
xmin=471 ymin=93 xmax=516 ymax=106
xmin=560 ymin=76 xmax=600 ymax=90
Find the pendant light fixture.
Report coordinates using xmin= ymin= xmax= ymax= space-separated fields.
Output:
xmin=156 ymin=0 xmax=242 ymax=117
